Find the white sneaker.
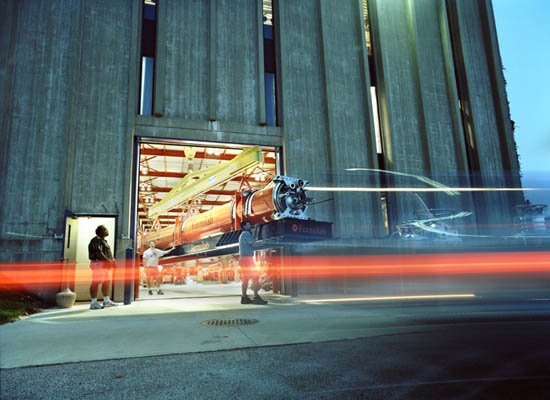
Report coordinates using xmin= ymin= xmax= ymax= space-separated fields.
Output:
xmin=90 ymin=302 xmax=104 ymax=310
xmin=103 ymin=300 xmax=119 ymax=307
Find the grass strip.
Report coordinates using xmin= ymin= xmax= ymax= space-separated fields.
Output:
xmin=0 ymin=291 xmax=50 ymax=324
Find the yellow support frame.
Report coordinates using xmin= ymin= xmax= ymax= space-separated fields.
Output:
xmin=148 ymin=146 xmax=265 ymax=218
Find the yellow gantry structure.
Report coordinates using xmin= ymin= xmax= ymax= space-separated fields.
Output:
xmin=147 ymin=146 xmax=265 ymax=219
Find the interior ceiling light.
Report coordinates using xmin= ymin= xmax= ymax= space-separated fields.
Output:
xmin=184 ymin=146 xmax=197 ymax=160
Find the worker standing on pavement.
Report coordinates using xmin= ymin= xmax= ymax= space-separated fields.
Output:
xmin=143 ymin=241 xmax=175 ymax=295
xmin=88 ymin=225 xmax=119 ymax=309
xmin=239 ymin=221 xmax=267 ymax=305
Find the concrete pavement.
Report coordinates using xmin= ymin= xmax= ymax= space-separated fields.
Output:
xmin=0 ymin=293 xmax=412 ymax=368
xmin=4 ymin=321 xmax=550 ymax=400
xmin=2 ymin=284 xmax=550 ymax=370
xmin=2 ymin=292 xmax=550 ymax=400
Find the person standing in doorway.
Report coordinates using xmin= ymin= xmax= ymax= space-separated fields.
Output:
xmin=239 ymin=221 xmax=267 ymax=305
xmin=88 ymin=225 xmax=118 ymax=309
xmin=143 ymin=241 xmax=175 ymax=295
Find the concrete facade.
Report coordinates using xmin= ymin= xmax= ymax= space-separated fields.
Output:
xmin=1 ymin=0 xmax=521 ymax=297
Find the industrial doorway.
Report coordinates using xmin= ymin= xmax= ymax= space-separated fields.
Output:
xmin=135 ymin=138 xmax=281 ymax=300
xmin=63 ymin=215 xmax=116 ymax=301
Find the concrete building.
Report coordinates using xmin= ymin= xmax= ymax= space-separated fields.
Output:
xmin=0 ymin=0 xmax=521 ymax=300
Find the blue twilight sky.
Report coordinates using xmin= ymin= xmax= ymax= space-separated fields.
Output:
xmin=493 ymin=0 xmax=550 ymax=203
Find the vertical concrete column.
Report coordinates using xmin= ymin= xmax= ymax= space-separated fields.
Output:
xmin=318 ymin=0 xmax=383 ymax=239
xmin=478 ymin=0 xmax=522 ymax=193
xmin=357 ymin=0 xmax=381 ymax=173
xmin=438 ymin=0 xmax=470 ymax=180
xmin=2 ymin=0 xmax=83 ymax=243
xmin=154 ymin=0 xmax=167 ymax=116
xmin=405 ymin=0 xmax=431 ymax=174
xmin=209 ymin=0 xmax=217 ymax=121
xmin=215 ymin=0 xmax=258 ymax=125
xmin=276 ymin=0 xmax=333 ymax=224
xmin=163 ymin=0 xmax=209 ymax=120
xmin=408 ymin=0 xmax=475 ymax=214
xmin=70 ymin=1 xmax=132 ymax=213
xmin=272 ymin=0 xmax=285 ymax=128
xmin=368 ymin=0 xmax=426 ymax=226
xmin=61 ymin=1 xmax=85 ymax=283
xmin=436 ymin=0 xmax=476 ymax=221
xmin=448 ymin=0 xmax=517 ymax=228
xmin=317 ymin=0 xmax=335 ymax=169
xmin=120 ymin=0 xmax=143 ymax=243
xmin=356 ymin=0 xmax=385 ymax=236
xmin=368 ymin=0 xmax=480 ymax=229
xmin=63 ymin=0 xmax=84 ymax=217
xmin=256 ymin=0 xmax=267 ymax=126
xmin=0 ymin=2 xmax=18 ymax=210
xmin=317 ymin=0 xmax=339 ymax=236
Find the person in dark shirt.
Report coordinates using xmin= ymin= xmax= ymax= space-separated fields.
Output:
xmin=88 ymin=225 xmax=119 ymax=309
xmin=239 ymin=221 xmax=267 ymax=305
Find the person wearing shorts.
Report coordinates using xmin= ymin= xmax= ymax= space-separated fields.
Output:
xmin=143 ymin=241 xmax=175 ymax=295
xmin=88 ymin=225 xmax=118 ymax=309
xmin=239 ymin=222 xmax=267 ymax=305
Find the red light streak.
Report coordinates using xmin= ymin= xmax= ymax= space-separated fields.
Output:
xmin=0 ymin=252 xmax=549 ymax=290
xmin=278 ymin=252 xmax=550 ymax=279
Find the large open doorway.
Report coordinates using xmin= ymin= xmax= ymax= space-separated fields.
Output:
xmin=134 ymin=138 xmax=281 ymax=300
xmin=63 ymin=215 xmax=116 ymax=301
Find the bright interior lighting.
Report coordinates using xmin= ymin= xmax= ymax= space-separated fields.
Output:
xmin=370 ymin=87 xmax=382 ymax=154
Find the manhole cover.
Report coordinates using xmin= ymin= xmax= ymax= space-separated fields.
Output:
xmin=200 ymin=318 xmax=258 ymax=327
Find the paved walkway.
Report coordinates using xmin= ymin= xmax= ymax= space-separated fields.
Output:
xmin=1 ymin=291 xmax=474 ymax=369
xmin=2 ymin=274 xmax=549 ymax=370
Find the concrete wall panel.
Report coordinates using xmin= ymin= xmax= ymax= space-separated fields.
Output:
xmin=0 ymin=0 xmax=525 ymax=265
xmin=162 ymin=0 xmax=259 ymax=125
xmin=409 ymin=0 xmax=473 ymax=213
xmin=371 ymin=0 xmax=425 ymax=173
xmin=216 ymin=0 xmax=259 ymax=125
xmin=277 ymin=0 xmax=333 ymax=224
xmin=319 ymin=0 xmax=382 ymax=238
xmin=0 ymin=1 xmax=16 ymax=178
xmin=163 ymin=0 xmax=209 ymax=120
xmin=449 ymin=0 xmax=520 ymax=225
xmin=369 ymin=0 xmax=479 ymax=225
xmin=369 ymin=0 xmax=428 ymax=223
xmin=456 ymin=1 xmax=504 ymax=179
xmin=70 ymin=0 xmax=132 ymax=215
xmin=0 ymin=0 xmax=80 ymax=248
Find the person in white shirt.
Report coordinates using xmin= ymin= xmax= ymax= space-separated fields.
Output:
xmin=142 ymin=241 xmax=174 ymax=295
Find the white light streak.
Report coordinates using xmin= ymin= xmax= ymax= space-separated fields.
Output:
xmin=307 ymin=187 xmax=542 ymax=192
xmin=301 ymin=294 xmax=476 ymax=303
xmin=345 ymin=168 xmax=460 ymax=195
